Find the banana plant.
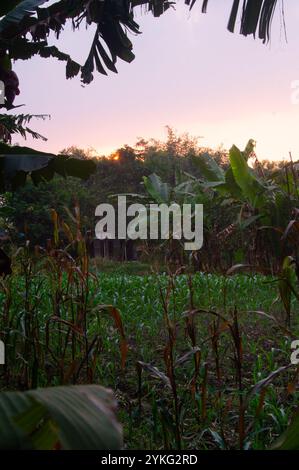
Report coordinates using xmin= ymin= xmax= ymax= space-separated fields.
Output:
xmin=0 ymin=1 xmax=281 ymax=86
xmin=143 ymin=172 xmax=200 ymax=206
xmin=0 ymin=141 xmax=96 ymax=192
xmin=193 ymin=140 xmax=263 ymax=205
xmin=115 ymin=172 xmax=204 ymax=257
xmin=192 ymin=140 xmax=294 ymax=230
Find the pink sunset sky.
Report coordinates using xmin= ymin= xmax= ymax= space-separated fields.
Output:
xmin=13 ymin=1 xmax=299 ymax=160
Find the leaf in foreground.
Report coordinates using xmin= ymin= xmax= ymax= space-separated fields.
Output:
xmin=0 ymin=385 xmax=122 ymax=450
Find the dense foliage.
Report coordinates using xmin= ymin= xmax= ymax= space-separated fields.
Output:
xmin=1 ymin=0 xmax=299 ymax=454
xmin=2 ymin=130 xmax=297 ymax=274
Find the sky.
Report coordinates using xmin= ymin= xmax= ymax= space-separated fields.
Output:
xmin=13 ymin=0 xmax=299 ymax=160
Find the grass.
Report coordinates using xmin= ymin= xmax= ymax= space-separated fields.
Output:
xmin=1 ymin=266 xmax=299 ymax=450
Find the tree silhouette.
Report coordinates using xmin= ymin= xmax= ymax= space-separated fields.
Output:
xmin=0 ymin=1 xmax=283 ymax=91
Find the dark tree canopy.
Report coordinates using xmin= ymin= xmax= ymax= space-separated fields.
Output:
xmin=0 ymin=1 xmax=283 ymax=90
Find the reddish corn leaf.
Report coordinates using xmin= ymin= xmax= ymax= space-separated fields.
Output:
xmin=99 ymin=305 xmax=128 ymax=370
